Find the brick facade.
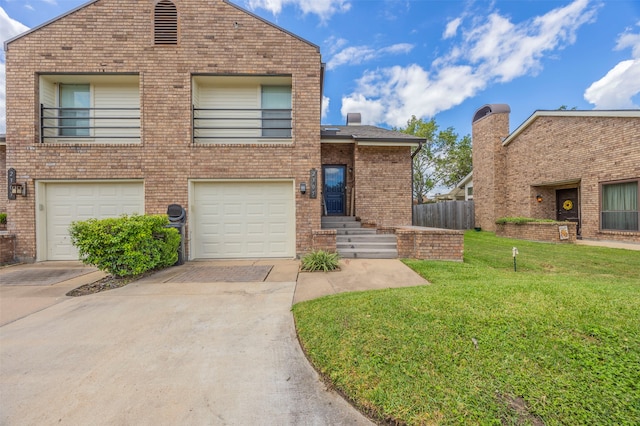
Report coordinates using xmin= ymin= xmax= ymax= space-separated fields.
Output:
xmin=473 ymin=106 xmax=640 ymax=243
xmin=311 ymin=229 xmax=337 ymax=252
xmin=354 ymin=146 xmax=412 ymax=227
xmin=4 ymin=0 xmax=419 ymax=262
xmin=5 ymin=0 xmax=322 ymax=261
xmin=496 ymin=222 xmax=577 ymax=244
xmin=395 ymin=227 xmax=464 ymax=261
xmin=0 ymin=234 xmax=16 ymax=264
xmin=0 ymin=145 xmax=5 ymax=214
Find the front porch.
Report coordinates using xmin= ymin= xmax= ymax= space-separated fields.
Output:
xmin=313 ymin=217 xmax=464 ymax=261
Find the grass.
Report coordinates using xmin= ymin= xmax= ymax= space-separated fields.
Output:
xmin=292 ymin=231 xmax=640 ymax=425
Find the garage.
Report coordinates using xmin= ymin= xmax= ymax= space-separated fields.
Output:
xmin=39 ymin=181 xmax=144 ymax=261
xmin=191 ymin=181 xmax=295 ymax=259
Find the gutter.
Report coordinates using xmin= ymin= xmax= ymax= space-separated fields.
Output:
xmin=410 ymin=140 xmax=424 ymax=225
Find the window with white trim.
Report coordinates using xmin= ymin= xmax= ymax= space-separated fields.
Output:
xmin=601 ymin=180 xmax=639 ymax=231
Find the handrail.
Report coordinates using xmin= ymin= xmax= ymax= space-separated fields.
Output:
xmin=193 ymin=106 xmax=292 ymax=142
xmin=40 ymin=104 xmax=141 ymax=142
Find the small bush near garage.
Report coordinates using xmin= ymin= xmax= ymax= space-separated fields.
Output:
xmin=300 ymin=250 xmax=340 ymax=272
xmin=70 ymin=214 xmax=180 ymax=278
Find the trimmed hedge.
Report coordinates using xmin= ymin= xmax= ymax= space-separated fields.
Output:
xmin=69 ymin=214 xmax=180 ymax=277
xmin=496 ymin=216 xmax=557 ymax=225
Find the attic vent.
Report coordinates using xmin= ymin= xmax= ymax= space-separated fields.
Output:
xmin=155 ymin=0 xmax=178 ymax=45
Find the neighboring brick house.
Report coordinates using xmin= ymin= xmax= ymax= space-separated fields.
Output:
xmin=0 ymin=134 xmax=5 ymax=214
xmin=3 ymin=0 xmax=421 ymax=262
xmin=472 ymin=104 xmax=640 ymax=243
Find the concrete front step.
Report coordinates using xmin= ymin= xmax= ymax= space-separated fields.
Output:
xmin=337 ymin=242 xmax=398 ymax=250
xmin=337 ymin=234 xmax=397 ymax=243
xmin=334 ymin=228 xmax=376 ymax=236
xmin=321 ymin=217 xmax=361 ymax=229
xmin=322 ymin=216 xmax=398 ymax=258
xmin=322 ymin=221 xmax=362 ymax=229
xmin=338 ymin=248 xmax=398 ymax=259
xmin=321 ymin=216 xmax=357 ymax=222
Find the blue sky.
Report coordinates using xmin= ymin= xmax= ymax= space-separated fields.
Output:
xmin=1 ymin=0 xmax=639 ymax=139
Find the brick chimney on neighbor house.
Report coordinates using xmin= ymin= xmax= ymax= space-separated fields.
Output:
xmin=471 ymin=104 xmax=510 ymax=232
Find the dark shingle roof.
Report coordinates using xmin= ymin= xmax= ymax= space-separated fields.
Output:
xmin=321 ymin=125 xmax=424 ymax=144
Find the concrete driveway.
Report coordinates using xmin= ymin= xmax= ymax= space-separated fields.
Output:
xmin=0 ymin=259 xmax=428 ymax=425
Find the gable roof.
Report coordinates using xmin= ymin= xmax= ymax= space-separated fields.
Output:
xmin=321 ymin=125 xmax=424 ymax=146
xmin=4 ymin=0 xmax=319 ymax=52
xmin=502 ymin=109 xmax=640 ymax=147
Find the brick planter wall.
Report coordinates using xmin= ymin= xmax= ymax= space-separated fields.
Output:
xmin=395 ymin=226 xmax=464 ymax=261
xmin=311 ymin=229 xmax=337 ymax=253
xmin=496 ymin=222 xmax=577 ymax=243
xmin=0 ymin=233 xmax=16 ymax=264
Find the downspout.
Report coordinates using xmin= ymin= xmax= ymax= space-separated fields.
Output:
xmin=411 ymin=141 xmax=424 ymax=226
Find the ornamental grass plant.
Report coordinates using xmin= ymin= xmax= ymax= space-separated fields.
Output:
xmin=300 ymin=250 xmax=340 ymax=272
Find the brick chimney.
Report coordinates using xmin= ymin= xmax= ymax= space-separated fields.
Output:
xmin=472 ymin=104 xmax=510 ymax=231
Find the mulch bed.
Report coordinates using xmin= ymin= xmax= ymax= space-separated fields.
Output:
xmin=66 ymin=270 xmax=157 ymax=297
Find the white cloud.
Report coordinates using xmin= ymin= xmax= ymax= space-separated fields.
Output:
xmin=443 ymin=17 xmax=462 ymax=39
xmin=585 ymin=24 xmax=640 ymax=109
xmin=327 ymin=43 xmax=413 ymax=70
xmin=0 ymin=7 xmax=30 ymax=134
xmin=324 ymin=36 xmax=348 ymax=55
xmin=246 ymin=0 xmax=350 ymax=22
xmin=322 ymin=95 xmax=330 ymax=119
xmin=340 ymin=0 xmax=598 ymax=127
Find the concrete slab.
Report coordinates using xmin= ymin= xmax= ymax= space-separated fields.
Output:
xmin=0 ymin=263 xmax=106 ymax=326
xmin=576 ymin=239 xmax=640 ymax=251
xmin=294 ymin=258 xmax=429 ymax=304
xmin=0 ymin=266 xmax=373 ymax=425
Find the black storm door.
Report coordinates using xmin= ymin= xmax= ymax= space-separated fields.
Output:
xmin=323 ymin=165 xmax=346 ymax=215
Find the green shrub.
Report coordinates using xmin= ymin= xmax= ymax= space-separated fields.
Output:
xmin=0 ymin=212 xmax=6 ymax=224
xmin=69 ymin=214 xmax=180 ymax=277
xmin=496 ymin=216 xmax=557 ymax=225
xmin=300 ymin=250 xmax=340 ymax=272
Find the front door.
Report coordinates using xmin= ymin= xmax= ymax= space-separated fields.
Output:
xmin=323 ymin=165 xmax=346 ymax=215
xmin=556 ymin=188 xmax=580 ymax=234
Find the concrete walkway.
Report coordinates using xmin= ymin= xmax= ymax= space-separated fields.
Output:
xmin=0 ymin=259 xmax=428 ymax=425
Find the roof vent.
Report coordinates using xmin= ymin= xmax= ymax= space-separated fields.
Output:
xmin=155 ymin=0 xmax=178 ymax=45
xmin=346 ymin=113 xmax=362 ymax=126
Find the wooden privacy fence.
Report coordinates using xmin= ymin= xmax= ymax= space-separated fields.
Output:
xmin=413 ymin=201 xmax=475 ymax=230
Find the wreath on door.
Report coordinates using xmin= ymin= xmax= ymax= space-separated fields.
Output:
xmin=563 ymin=200 xmax=573 ymax=211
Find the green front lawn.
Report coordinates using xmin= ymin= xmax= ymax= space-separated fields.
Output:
xmin=292 ymin=232 xmax=640 ymax=425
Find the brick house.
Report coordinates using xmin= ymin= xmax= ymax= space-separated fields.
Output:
xmin=3 ymin=0 xmax=422 ymax=262
xmin=472 ymin=104 xmax=640 ymax=243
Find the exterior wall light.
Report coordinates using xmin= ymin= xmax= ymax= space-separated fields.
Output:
xmin=536 ymin=194 xmax=543 ymax=203
xmin=300 ymin=182 xmax=307 ymax=195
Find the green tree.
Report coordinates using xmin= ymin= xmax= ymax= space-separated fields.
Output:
xmin=395 ymin=116 xmax=438 ymax=203
xmin=436 ymin=129 xmax=472 ymax=189
xmin=396 ymin=116 xmax=472 ymax=203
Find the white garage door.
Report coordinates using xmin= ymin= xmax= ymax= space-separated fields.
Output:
xmin=44 ymin=182 xmax=144 ymax=261
xmin=192 ymin=181 xmax=295 ymax=259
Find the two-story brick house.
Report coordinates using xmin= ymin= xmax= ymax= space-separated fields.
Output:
xmin=472 ymin=104 xmax=640 ymax=243
xmin=3 ymin=0 xmax=421 ymax=262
